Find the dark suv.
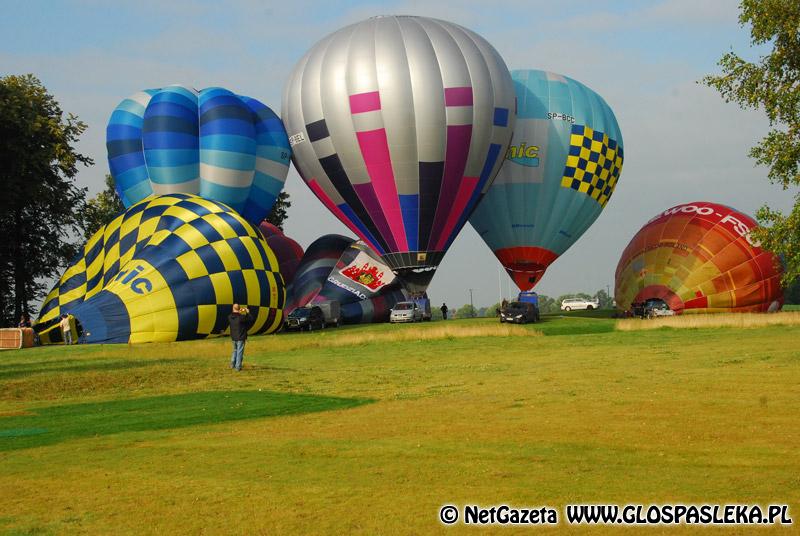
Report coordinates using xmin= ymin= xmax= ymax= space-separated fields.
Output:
xmin=284 ymin=306 xmax=325 ymax=332
xmin=500 ymin=301 xmax=539 ymax=324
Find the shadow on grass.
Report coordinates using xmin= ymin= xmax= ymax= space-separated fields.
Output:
xmin=0 ymin=359 xmax=186 ymax=381
xmin=0 ymin=390 xmax=372 ymax=451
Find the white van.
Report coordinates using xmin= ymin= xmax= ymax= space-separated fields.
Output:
xmin=560 ymin=297 xmax=600 ymax=311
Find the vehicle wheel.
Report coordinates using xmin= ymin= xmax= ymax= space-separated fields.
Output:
xmin=587 ymin=305 xmax=593 ymax=310
xmin=565 ymin=306 xmax=571 ymax=312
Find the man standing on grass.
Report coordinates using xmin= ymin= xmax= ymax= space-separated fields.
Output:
xmin=60 ymin=314 xmax=72 ymax=345
xmin=228 ymin=304 xmax=253 ymax=371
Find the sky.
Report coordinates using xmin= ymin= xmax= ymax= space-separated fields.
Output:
xmin=1 ymin=0 xmax=795 ymax=309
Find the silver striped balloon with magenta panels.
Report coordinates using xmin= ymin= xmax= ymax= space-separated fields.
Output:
xmin=283 ymin=15 xmax=515 ymax=292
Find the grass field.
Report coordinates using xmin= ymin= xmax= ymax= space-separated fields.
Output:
xmin=0 ymin=315 xmax=798 ymax=534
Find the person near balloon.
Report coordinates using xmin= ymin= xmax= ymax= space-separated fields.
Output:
xmin=18 ymin=313 xmax=31 ymax=328
xmin=229 ymin=304 xmax=253 ymax=371
xmin=440 ymin=303 xmax=448 ymax=320
xmin=60 ymin=314 xmax=72 ymax=345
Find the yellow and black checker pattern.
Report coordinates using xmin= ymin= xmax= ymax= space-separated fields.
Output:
xmin=560 ymin=124 xmax=624 ymax=207
xmin=37 ymin=193 xmax=285 ymax=343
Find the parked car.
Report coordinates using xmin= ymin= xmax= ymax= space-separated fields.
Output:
xmin=560 ymin=297 xmax=599 ymax=311
xmin=644 ymin=299 xmax=675 ymax=318
xmin=317 ymin=300 xmax=341 ymax=327
xmin=284 ymin=306 xmax=325 ymax=331
xmin=389 ymin=301 xmax=423 ymax=323
xmin=500 ymin=301 xmax=539 ymax=324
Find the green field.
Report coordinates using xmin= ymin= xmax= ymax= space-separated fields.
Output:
xmin=1 ymin=316 xmax=798 ymax=534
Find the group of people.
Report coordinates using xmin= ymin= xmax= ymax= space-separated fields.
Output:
xmin=14 ymin=312 xmax=74 ymax=345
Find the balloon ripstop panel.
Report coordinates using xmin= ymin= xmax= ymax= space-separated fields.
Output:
xmin=561 ymin=124 xmax=623 ymax=208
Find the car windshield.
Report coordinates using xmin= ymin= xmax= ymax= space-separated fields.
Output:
xmin=506 ymin=302 xmax=525 ymax=310
xmin=290 ymin=308 xmax=311 ymax=318
xmin=394 ymin=303 xmax=413 ymax=310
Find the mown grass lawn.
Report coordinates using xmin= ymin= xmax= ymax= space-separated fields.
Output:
xmin=0 ymin=316 xmax=798 ymax=534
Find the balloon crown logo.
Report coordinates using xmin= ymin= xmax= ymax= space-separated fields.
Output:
xmin=341 ymin=262 xmax=386 ymax=291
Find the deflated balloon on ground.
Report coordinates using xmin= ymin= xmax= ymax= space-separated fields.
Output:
xmin=286 ymin=234 xmax=409 ymax=324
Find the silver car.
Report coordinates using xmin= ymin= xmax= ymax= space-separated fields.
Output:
xmin=389 ymin=302 xmax=423 ymax=323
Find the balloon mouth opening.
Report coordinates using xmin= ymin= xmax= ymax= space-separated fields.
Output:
xmin=393 ymin=268 xmax=437 ymax=294
xmin=379 ymin=251 xmax=445 ymax=294
xmin=494 ymin=247 xmax=558 ymax=291
xmin=632 ymin=285 xmax=685 ymax=313
xmin=506 ymin=265 xmax=548 ymax=291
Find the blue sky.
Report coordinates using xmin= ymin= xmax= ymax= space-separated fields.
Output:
xmin=1 ymin=0 xmax=792 ymax=308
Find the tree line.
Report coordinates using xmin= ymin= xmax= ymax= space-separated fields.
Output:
xmin=446 ymin=289 xmax=614 ymax=319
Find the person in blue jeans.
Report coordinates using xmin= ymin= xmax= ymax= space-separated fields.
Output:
xmin=228 ymin=304 xmax=253 ymax=371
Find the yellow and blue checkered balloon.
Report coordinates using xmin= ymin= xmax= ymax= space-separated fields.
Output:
xmin=37 ymin=194 xmax=285 ymax=343
xmin=106 ymin=85 xmax=291 ymax=225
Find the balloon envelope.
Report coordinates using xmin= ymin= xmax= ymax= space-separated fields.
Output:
xmin=258 ymin=222 xmax=304 ymax=286
xmin=283 ymin=15 xmax=516 ymax=292
xmin=469 ymin=70 xmax=624 ymax=290
xmin=615 ymin=202 xmax=783 ymax=313
xmin=37 ymin=194 xmax=285 ymax=343
xmin=286 ymin=234 xmax=409 ymax=324
xmin=107 ymin=85 xmax=291 ymax=224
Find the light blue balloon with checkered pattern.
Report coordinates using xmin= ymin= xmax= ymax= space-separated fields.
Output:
xmin=469 ymin=70 xmax=624 ymax=291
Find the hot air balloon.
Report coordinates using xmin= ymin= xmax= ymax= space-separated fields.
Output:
xmin=469 ymin=70 xmax=624 ymax=290
xmin=615 ymin=202 xmax=783 ymax=314
xmin=106 ymin=85 xmax=291 ymax=225
xmin=282 ymin=15 xmax=516 ymax=292
xmin=258 ymin=222 xmax=304 ymax=286
xmin=286 ymin=234 xmax=409 ymax=324
xmin=36 ymin=194 xmax=285 ymax=344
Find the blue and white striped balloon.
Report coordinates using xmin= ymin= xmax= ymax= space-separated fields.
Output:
xmin=106 ymin=85 xmax=291 ymax=224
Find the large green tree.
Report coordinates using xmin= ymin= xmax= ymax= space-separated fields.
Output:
xmin=83 ymin=174 xmax=125 ymax=239
xmin=455 ymin=303 xmax=476 ymax=318
xmin=703 ymin=0 xmax=800 ymax=284
xmin=0 ymin=74 xmax=92 ymax=325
